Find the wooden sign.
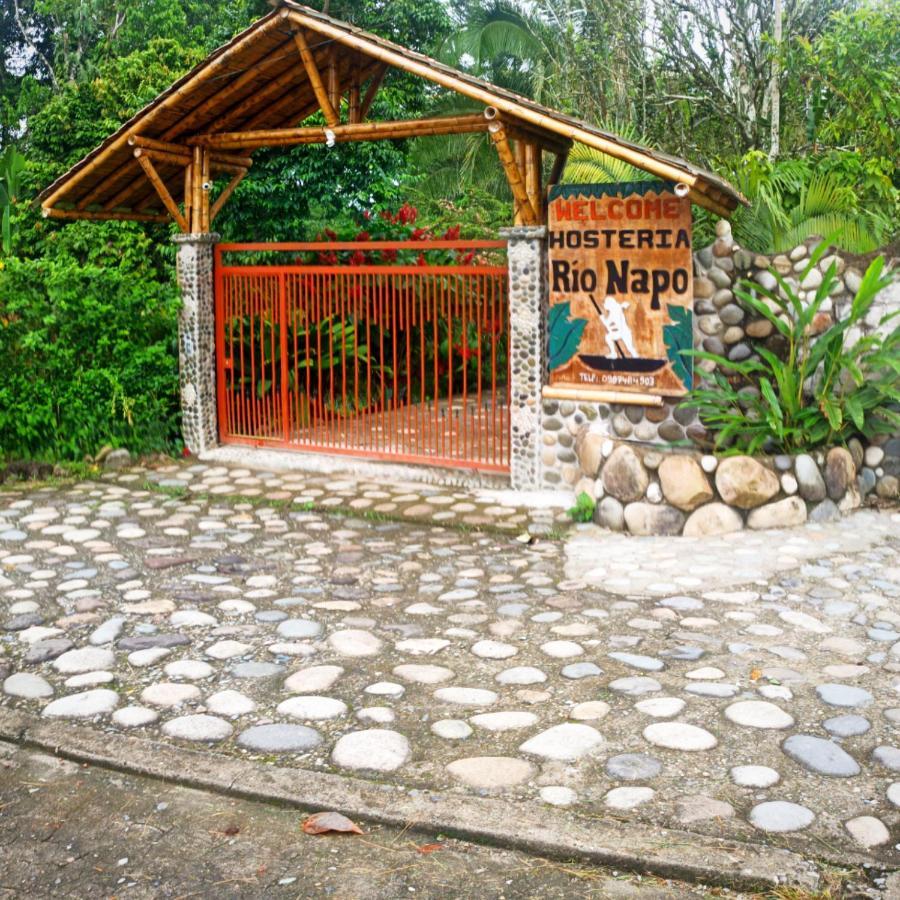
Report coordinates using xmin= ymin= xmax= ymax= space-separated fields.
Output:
xmin=547 ymin=181 xmax=694 ymax=398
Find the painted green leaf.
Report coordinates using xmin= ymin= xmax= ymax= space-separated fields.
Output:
xmin=548 ymin=302 xmax=588 ymax=371
xmin=663 ymin=304 xmax=693 ymax=389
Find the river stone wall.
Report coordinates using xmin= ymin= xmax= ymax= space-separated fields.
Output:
xmin=576 ymin=439 xmax=899 ymax=537
xmin=540 ymin=220 xmax=899 ymax=494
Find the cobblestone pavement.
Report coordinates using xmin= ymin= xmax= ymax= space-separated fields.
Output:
xmin=1 ymin=462 xmax=899 ymax=882
xmin=0 ymin=742 xmax=719 ymax=899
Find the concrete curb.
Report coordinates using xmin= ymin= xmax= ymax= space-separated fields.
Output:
xmin=0 ymin=708 xmax=823 ymax=892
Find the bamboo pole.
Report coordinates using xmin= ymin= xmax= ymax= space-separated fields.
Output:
xmin=190 ymin=114 xmax=489 ymax=149
xmin=136 ymin=154 xmax=189 ymax=231
xmin=210 ymin=169 xmax=248 ymax=223
xmin=524 ymin=141 xmax=542 ymax=222
xmin=200 ymin=148 xmax=211 ymax=232
xmin=359 ymin=63 xmax=387 ymax=120
xmin=541 ymin=385 xmax=664 ymax=407
xmin=548 ymin=148 xmax=569 ymax=185
xmin=43 ymin=207 xmax=170 ymax=223
xmin=487 ymin=121 xmax=539 ymax=226
xmin=183 ymin=163 xmax=192 ymax=232
xmin=348 ymin=60 xmax=361 ymax=124
xmin=292 ymin=29 xmax=339 ymax=127
xmin=326 ymin=46 xmax=341 ymax=116
xmin=283 ymin=8 xmax=741 ymax=215
xmin=41 ymin=9 xmax=287 ymax=212
xmin=192 ymin=146 xmax=203 ymax=233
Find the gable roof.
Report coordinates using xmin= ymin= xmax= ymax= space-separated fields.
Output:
xmin=39 ymin=2 xmax=745 ymax=220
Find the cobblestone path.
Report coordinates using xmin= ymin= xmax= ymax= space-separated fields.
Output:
xmin=1 ymin=462 xmax=898 ymax=878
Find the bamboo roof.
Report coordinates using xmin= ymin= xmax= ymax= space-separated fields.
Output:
xmin=38 ymin=1 xmax=746 ymax=224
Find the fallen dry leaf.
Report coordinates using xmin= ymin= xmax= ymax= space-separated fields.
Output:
xmin=749 ymin=668 xmax=762 ymax=681
xmin=416 ymin=843 xmax=444 ymax=855
xmin=301 ymin=811 xmax=364 ymax=836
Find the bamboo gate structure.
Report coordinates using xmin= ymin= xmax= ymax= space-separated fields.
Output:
xmin=37 ymin=1 xmax=745 ymax=480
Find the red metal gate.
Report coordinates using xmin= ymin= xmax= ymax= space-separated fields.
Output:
xmin=214 ymin=241 xmax=510 ymax=472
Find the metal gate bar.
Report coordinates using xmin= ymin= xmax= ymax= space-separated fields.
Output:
xmin=214 ymin=241 xmax=510 ymax=473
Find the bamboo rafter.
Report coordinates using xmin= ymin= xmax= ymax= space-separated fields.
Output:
xmin=293 ymin=28 xmax=339 ymax=126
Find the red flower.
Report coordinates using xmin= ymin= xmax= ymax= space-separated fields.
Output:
xmin=317 ymin=250 xmax=338 ymax=265
xmin=380 ymin=248 xmax=398 ymax=263
xmin=363 ymin=210 xmax=372 ymax=220
xmin=349 ymin=250 xmax=367 ymax=266
xmin=380 ymin=210 xmax=395 ymax=222
xmin=398 ymin=202 xmax=418 ymax=224
xmin=324 ymin=228 xmax=338 ymax=241
xmin=411 ymin=227 xmax=429 ymax=241
xmin=485 ymin=317 xmax=503 ymax=335
xmin=181 ymin=446 xmax=192 ymax=457
xmin=354 ymin=230 xmax=370 ymax=242
xmin=457 ymin=250 xmax=475 ymax=265
xmin=443 ymin=225 xmax=461 ymax=241
xmin=416 ymin=252 xmax=427 ymax=266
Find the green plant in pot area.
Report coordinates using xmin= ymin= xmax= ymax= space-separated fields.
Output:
xmin=682 ymin=242 xmax=899 ymax=454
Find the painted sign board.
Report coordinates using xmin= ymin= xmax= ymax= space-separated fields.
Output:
xmin=547 ymin=181 xmax=694 ymax=398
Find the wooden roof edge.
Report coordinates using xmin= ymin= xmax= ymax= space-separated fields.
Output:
xmin=278 ymin=1 xmax=747 ymax=213
xmin=37 ymin=8 xmax=288 ymax=208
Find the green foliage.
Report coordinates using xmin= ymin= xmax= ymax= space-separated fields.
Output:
xmin=562 ymin=128 xmax=655 ymax=186
xmin=547 ymin=302 xmax=588 ymax=371
xmin=790 ymin=0 xmax=899 ymax=165
xmin=681 ymin=245 xmax=899 ymax=453
xmin=567 ymin=491 xmax=596 ymax=523
xmin=715 ymin=151 xmax=894 ymax=254
xmin=0 ymin=223 xmax=181 ymax=460
xmin=0 ymin=145 xmax=26 ymax=255
xmin=663 ymin=305 xmax=693 ymax=390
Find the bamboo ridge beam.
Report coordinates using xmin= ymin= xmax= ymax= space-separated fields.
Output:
xmin=293 ymin=29 xmax=339 ymax=127
xmin=136 ymin=155 xmax=188 ymax=231
xmin=487 ymin=121 xmax=539 ymax=226
xmin=188 ymin=114 xmax=490 ymax=149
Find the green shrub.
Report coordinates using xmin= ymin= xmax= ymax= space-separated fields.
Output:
xmin=682 ymin=245 xmax=899 ymax=454
xmin=0 ymin=224 xmax=181 ymax=460
xmin=567 ymin=491 xmax=596 ymax=523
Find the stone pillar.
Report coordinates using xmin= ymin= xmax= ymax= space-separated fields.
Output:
xmin=173 ymin=233 xmax=219 ymax=454
xmin=501 ymin=225 xmax=547 ymax=490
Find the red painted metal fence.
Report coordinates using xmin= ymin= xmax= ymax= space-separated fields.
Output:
xmin=214 ymin=241 xmax=510 ymax=472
